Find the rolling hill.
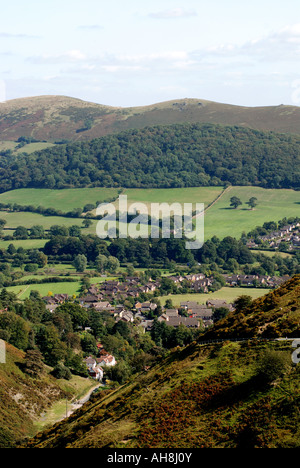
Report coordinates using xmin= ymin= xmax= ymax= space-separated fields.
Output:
xmin=19 ymin=275 xmax=300 ymax=449
xmin=1 ymin=95 xmax=300 ymax=144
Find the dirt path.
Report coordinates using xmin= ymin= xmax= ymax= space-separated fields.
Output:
xmin=64 ymin=384 xmax=102 ymax=419
xmin=193 ymin=185 xmax=233 ymax=218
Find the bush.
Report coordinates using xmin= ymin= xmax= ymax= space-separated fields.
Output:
xmin=256 ymin=350 xmax=291 ymax=385
xmin=51 ymin=363 xmax=72 ymax=380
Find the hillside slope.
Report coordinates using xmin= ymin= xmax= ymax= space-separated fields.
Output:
xmin=1 ymin=96 xmax=300 ymax=143
xmin=20 ymin=276 xmax=300 ymax=449
xmin=0 ymin=344 xmax=68 ymax=447
xmin=203 ymin=274 xmax=300 ymax=340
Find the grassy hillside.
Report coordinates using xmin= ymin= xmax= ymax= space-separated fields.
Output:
xmin=0 ymin=342 xmax=100 ymax=448
xmin=19 ymin=276 xmax=300 ymax=449
xmin=0 ymin=343 xmax=66 ymax=447
xmin=1 ymin=96 xmax=300 ymax=143
xmin=204 ymin=274 xmax=300 ymax=340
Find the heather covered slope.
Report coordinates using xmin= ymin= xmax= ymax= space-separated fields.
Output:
xmin=1 ymin=96 xmax=300 ymax=143
xmin=20 ymin=276 xmax=300 ymax=449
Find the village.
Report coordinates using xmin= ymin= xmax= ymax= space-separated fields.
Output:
xmin=41 ymin=269 xmax=291 ymax=382
xmin=246 ymin=221 xmax=300 ymax=251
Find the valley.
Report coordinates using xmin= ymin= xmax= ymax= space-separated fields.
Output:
xmin=0 ymin=95 xmax=299 ymax=450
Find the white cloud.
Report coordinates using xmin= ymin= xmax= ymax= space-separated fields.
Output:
xmin=28 ymin=50 xmax=87 ymax=64
xmin=77 ymin=24 xmax=103 ymax=30
xmin=0 ymin=32 xmax=39 ymax=39
xmin=149 ymin=7 xmax=197 ymax=19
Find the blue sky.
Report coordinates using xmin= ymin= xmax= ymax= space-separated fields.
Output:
xmin=0 ymin=0 xmax=300 ymax=107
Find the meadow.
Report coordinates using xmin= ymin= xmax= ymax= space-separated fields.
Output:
xmin=0 ymin=186 xmax=298 ymax=244
xmin=203 ymin=186 xmax=300 ymax=239
xmin=0 ymin=187 xmax=120 ymax=212
xmin=158 ymin=286 xmax=271 ymax=307
xmin=7 ymin=280 xmax=82 ymax=299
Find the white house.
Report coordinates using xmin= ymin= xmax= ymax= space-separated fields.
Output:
xmin=97 ymin=354 xmax=116 ymax=367
xmin=85 ymin=356 xmax=104 ymax=381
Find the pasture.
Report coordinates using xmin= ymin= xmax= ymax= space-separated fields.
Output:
xmin=158 ymin=286 xmax=271 ymax=307
xmin=0 ymin=187 xmax=120 ymax=212
xmin=0 ymin=186 xmax=298 ymax=243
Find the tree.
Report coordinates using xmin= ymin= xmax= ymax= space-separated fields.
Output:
xmin=72 ymin=254 xmax=87 ymax=272
xmin=213 ymin=307 xmax=230 ymax=322
xmin=105 ymin=256 xmax=120 ymax=274
xmin=233 ymin=295 xmax=253 ymax=312
xmin=69 ymin=225 xmax=81 ymax=237
xmin=29 ymin=225 xmax=45 ymax=238
xmin=230 ymin=196 xmax=243 ymax=209
xmin=82 ymin=219 xmax=93 ymax=229
xmin=13 ymin=226 xmax=28 ymax=239
xmin=57 ymin=303 xmax=88 ymax=330
xmin=24 ymin=349 xmax=44 ymax=378
xmin=246 ymin=197 xmax=258 ymax=210
xmin=95 ymin=254 xmax=108 ymax=273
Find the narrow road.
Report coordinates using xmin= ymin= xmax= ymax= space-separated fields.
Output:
xmin=65 ymin=384 xmax=102 ymax=418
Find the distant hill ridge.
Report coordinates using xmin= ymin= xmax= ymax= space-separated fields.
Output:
xmin=1 ymin=95 xmax=300 ymax=142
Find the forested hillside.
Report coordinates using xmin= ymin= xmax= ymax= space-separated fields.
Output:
xmin=0 ymin=123 xmax=299 ymax=192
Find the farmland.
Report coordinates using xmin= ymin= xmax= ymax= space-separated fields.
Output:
xmin=0 ymin=187 xmax=120 ymax=212
xmin=0 ymin=186 xmax=298 ymax=242
xmin=158 ymin=287 xmax=271 ymax=307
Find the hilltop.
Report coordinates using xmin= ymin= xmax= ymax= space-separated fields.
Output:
xmin=1 ymin=95 xmax=300 ymax=143
xmin=19 ymin=275 xmax=300 ymax=449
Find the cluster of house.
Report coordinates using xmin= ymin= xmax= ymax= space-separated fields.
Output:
xmin=246 ymin=222 xmax=300 ymax=250
xmin=167 ymin=273 xmax=213 ymax=293
xmin=140 ymin=299 xmax=234 ymax=333
xmin=84 ymin=344 xmax=117 ymax=381
xmin=223 ymin=273 xmax=291 ymax=289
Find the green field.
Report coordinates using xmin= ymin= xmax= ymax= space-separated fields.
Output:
xmin=158 ymin=287 xmax=271 ymax=307
xmin=0 ymin=238 xmax=47 ymax=250
xmin=0 ymin=186 xmax=298 ymax=243
xmin=0 ymin=210 xmax=97 ymax=233
xmin=7 ymin=281 xmax=82 ymax=299
xmin=121 ymin=186 xmax=224 ymax=212
xmin=203 ymin=186 xmax=300 ymax=240
xmin=0 ymin=140 xmax=55 ymax=154
xmin=0 ymin=187 xmax=120 ymax=211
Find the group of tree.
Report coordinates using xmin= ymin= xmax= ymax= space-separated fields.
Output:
xmin=230 ymin=196 xmax=258 ymax=209
xmin=0 ymin=122 xmax=299 ymax=192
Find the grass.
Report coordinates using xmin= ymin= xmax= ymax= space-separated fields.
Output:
xmin=250 ymin=250 xmax=294 ymax=258
xmin=0 ymin=238 xmax=47 ymax=249
xmin=0 ymin=187 xmax=120 ymax=212
xmin=120 ymin=186 xmax=224 ymax=212
xmin=0 ymin=210 xmax=97 ymax=233
xmin=0 ymin=185 xmax=298 ymax=248
xmin=32 ymin=376 xmax=98 ymax=434
xmin=7 ymin=281 xmax=82 ymax=299
xmin=158 ymin=287 xmax=271 ymax=306
xmin=203 ymin=186 xmax=300 ymax=240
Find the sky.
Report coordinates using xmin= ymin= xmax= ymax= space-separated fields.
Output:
xmin=0 ymin=0 xmax=300 ymax=107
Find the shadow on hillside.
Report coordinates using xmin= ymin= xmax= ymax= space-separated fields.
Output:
xmin=206 ymin=375 xmax=267 ymax=410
